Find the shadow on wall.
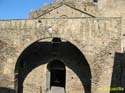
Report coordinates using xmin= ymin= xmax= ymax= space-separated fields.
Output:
xmin=0 ymin=87 xmax=16 ymax=93
xmin=110 ymin=52 xmax=125 ymax=93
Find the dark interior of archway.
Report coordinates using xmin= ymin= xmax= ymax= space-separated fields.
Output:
xmin=51 ymin=70 xmax=65 ymax=87
xmin=48 ymin=60 xmax=66 ymax=88
xmin=0 ymin=87 xmax=16 ymax=93
xmin=110 ymin=53 xmax=125 ymax=93
xmin=15 ymin=37 xmax=92 ymax=93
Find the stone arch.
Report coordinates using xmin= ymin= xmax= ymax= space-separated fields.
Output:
xmin=14 ymin=37 xmax=92 ymax=93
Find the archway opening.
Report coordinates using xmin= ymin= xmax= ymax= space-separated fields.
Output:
xmin=15 ymin=37 xmax=91 ymax=93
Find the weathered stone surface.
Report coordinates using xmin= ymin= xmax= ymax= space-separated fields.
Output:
xmin=0 ymin=0 xmax=125 ymax=93
xmin=0 ymin=18 xmax=121 ymax=93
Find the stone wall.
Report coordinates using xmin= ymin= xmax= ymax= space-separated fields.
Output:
xmin=0 ymin=18 xmax=121 ymax=93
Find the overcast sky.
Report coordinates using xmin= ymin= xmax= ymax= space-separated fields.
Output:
xmin=0 ymin=0 xmax=55 ymax=20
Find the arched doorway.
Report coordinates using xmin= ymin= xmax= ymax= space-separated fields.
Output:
xmin=47 ymin=60 xmax=66 ymax=93
xmin=48 ymin=60 xmax=66 ymax=88
xmin=14 ymin=37 xmax=91 ymax=93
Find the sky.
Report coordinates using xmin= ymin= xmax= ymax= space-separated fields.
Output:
xmin=0 ymin=0 xmax=55 ymax=20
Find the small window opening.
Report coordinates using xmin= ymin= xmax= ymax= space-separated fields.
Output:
xmin=38 ymin=20 xmax=41 ymax=23
xmin=123 ymin=34 xmax=125 ymax=36
xmin=94 ymin=0 xmax=98 ymax=3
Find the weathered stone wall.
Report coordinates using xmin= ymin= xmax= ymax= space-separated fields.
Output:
xmin=0 ymin=18 xmax=121 ymax=93
xmin=23 ymin=64 xmax=47 ymax=93
xmin=98 ymin=0 xmax=125 ymax=17
xmin=97 ymin=0 xmax=125 ymax=52
xmin=30 ymin=0 xmax=125 ymax=52
xmin=23 ymin=65 xmax=84 ymax=93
